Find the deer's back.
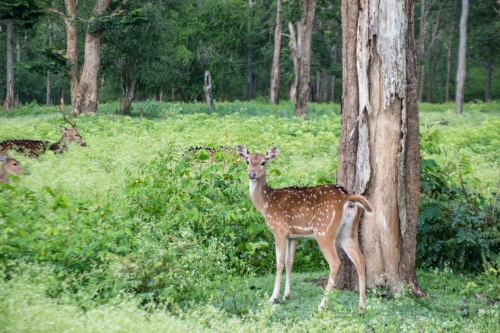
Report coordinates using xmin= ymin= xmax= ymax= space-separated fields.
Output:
xmin=266 ymin=184 xmax=350 ymax=231
xmin=0 ymin=139 xmax=50 ymax=157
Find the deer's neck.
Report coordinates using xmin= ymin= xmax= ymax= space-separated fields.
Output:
xmin=249 ymin=176 xmax=273 ymax=216
xmin=0 ymin=170 xmax=6 ymax=183
xmin=50 ymin=137 xmax=68 ymax=154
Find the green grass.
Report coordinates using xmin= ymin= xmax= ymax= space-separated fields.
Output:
xmin=1 ymin=265 xmax=498 ymax=332
xmin=1 ymin=100 xmax=499 ymax=332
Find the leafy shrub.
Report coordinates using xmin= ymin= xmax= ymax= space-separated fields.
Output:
xmin=417 ymin=126 xmax=500 ymax=271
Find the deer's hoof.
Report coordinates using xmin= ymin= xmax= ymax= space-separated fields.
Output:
xmin=268 ymin=296 xmax=278 ymax=304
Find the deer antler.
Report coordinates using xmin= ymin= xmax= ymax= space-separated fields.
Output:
xmin=59 ymin=98 xmax=76 ymax=128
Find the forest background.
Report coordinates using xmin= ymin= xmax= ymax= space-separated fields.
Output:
xmin=0 ymin=0 xmax=498 ymax=108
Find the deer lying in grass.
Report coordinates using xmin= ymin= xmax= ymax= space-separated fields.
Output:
xmin=0 ymin=154 xmax=24 ymax=183
xmin=237 ymin=145 xmax=373 ymax=313
xmin=186 ymin=145 xmax=235 ymax=162
xmin=0 ymin=100 xmax=86 ymax=157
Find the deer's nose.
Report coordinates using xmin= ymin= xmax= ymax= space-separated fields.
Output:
xmin=248 ymin=172 xmax=257 ymax=179
xmin=81 ymin=142 xmax=87 ymax=147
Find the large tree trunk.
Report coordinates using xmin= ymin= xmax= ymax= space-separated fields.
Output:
xmin=270 ymin=0 xmax=283 ymax=104
xmin=455 ymin=0 xmax=469 ymax=114
xmin=337 ymin=0 xmax=425 ymax=297
xmin=295 ymin=0 xmax=317 ymax=119
xmin=73 ymin=0 xmax=111 ymax=114
xmin=3 ymin=18 xmax=15 ymax=110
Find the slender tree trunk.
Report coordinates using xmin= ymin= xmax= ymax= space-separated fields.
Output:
xmin=445 ymin=29 xmax=453 ymax=103
xmin=46 ymin=22 xmax=53 ymax=106
xmin=288 ymin=22 xmax=299 ymax=102
xmin=331 ymin=42 xmax=338 ymax=103
xmin=120 ymin=73 xmax=136 ymax=114
xmin=427 ymin=55 xmax=434 ymax=103
xmin=246 ymin=0 xmax=254 ymax=101
xmin=204 ymin=70 xmax=213 ymax=112
xmin=270 ymin=0 xmax=283 ymax=104
xmin=417 ymin=0 xmax=426 ymax=102
xmin=455 ymin=0 xmax=469 ymax=114
xmin=485 ymin=45 xmax=492 ymax=102
xmin=3 ymin=18 xmax=15 ymax=110
xmin=337 ymin=0 xmax=425 ymax=297
xmin=295 ymin=0 xmax=317 ymax=119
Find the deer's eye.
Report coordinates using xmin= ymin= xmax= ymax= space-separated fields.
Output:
xmin=13 ymin=163 xmax=18 ymax=166
xmin=246 ymin=160 xmax=249 ymax=165
xmin=261 ymin=161 xmax=266 ymax=166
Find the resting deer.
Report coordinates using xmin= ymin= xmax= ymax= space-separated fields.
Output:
xmin=0 ymin=154 xmax=24 ymax=183
xmin=186 ymin=145 xmax=234 ymax=162
xmin=237 ymin=145 xmax=373 ymax=313
xmin=0 ymin=100 xmax=86 ymax=157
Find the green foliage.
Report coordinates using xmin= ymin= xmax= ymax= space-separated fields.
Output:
xmin=418 ymin=122 xmax=500 ymax=271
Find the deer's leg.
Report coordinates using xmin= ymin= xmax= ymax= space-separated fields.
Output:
xmin=340 ymin=237 xmax=366 ymax=313
xmin=317 ymin=237 xmax=341 ymax=312
xmin=283 ymin=238 xmax=297 ymax=300
xmin=270 ymin=234 xmax=287 ymax=303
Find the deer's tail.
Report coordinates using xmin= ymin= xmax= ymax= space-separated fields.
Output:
xmin=347 ymin=194 xmax=374 ymax=214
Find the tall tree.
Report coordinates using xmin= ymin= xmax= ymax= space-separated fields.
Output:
xmin=48 ymin=0 xmax=126 ymax=114
xmin=270 ymin=0 xmax=283 ymax=104
xmin=336 ymin=0 xmax=425 ymax=297
xmin=455 ymin=0 xmax=468 ymax=114
xmin=295 ymin=0 xmax=316 ymax=119
xmin=1 ymin=0 xmax=45 ymax=109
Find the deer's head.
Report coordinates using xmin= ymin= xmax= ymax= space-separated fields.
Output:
xmin=59 ymin=99 xmax=86 ymax=147
xmin=59 ymin=126 xmax=86 ymax=147
xmin=0 ymin=154 xmax=24 ymax=182
xmin=237 ymin=145 xmax=278 ymax=180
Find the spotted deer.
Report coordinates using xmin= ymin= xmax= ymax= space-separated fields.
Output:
xmin=237 ymin=145 xmax=373 ymax=313
xmin=0 ymin=100 xmax=86 ymax=157
xmin=0 ymin=154 xmax=24 ymax=183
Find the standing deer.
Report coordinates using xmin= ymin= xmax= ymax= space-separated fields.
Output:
xmin=0 ymin=154 xmax=24 ymax=183
xmin=237 ymin=145 xmax=373 ymax=313
xmin=0 ymin=100 xmax=86 ymax=157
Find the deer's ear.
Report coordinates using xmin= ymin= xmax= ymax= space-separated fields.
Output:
xmin=0 ymin=153 xmax=7 ymax=163
xmin=265 ymin=146 xmax=278 ymax=161
xmin=236 ymin=145 xmax=250 ymax=160
xmin=59 ymin=126 xmax=68 ymax=133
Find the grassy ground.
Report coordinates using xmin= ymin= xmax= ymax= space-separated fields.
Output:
xmin=1 ymin=100 xmax=499 ymax=332
xmin=1 ymin=265 xmax=498 ymax=332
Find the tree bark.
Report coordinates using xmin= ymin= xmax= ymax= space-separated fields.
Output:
xmin=270 ymin=0 xmax=283 ymax=104
xmin=3 ymin=18 xmax=15 ymax=110
xmin=120 ymin=73 xmax=136 ymax=114
xmin=295 ymin=0 xmax=317 ymax=119
xmin=337 ymin=0 xmax=425 ymax=297
xmin=46 ymin=22 xmax=53 ymax=106
xmin=288 ymin=22 xmax=299 ymax=102
xmin=455 ymin=0 xmax=469 ymax=114
xmin=485 ymin=45 xmax=492 ymax=102
xmin=417 ymin=0 xmax=427 ymax=102
xmin=445 ymin=28 xmax=453 ymax=103
xmin=204 ymin=70 xmax=213 ymax=112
